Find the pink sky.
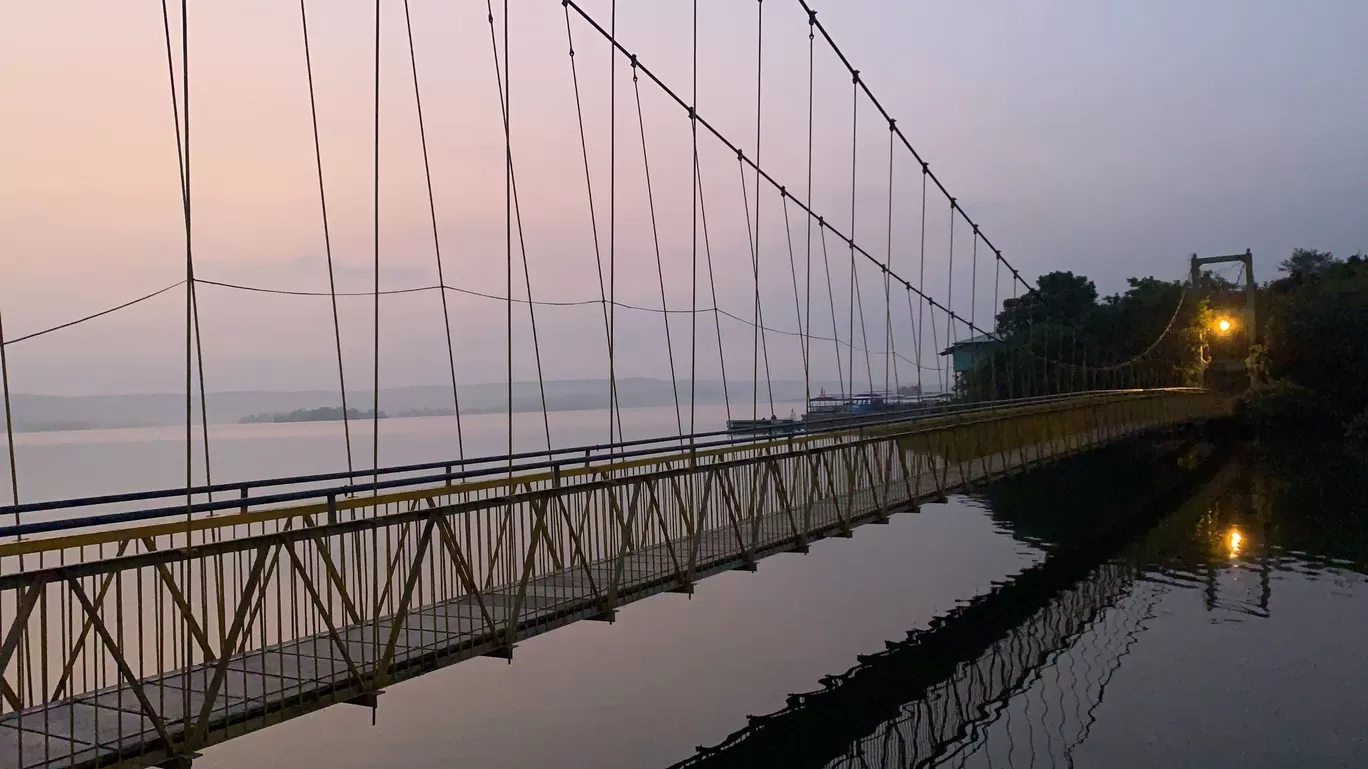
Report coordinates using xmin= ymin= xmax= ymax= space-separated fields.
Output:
xmin=2 ymin=0 xmax=1364 ymax=394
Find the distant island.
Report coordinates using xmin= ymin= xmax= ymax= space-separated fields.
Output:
xmin=393 ymin=407 xmax=456 ymax=418
xmin=240 ymin=407 xmax=386 ymax=424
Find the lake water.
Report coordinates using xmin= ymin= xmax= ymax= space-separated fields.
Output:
xmin=6 ymin=411 xmax=1367 ymax=767
xmin=3 ymin=402 xmax=804 ymax=506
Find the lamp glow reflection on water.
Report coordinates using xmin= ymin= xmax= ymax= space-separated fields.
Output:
xmin=1227 ymin=528 xmax=1243 ymax=559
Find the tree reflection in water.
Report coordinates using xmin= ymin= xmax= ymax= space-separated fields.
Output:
xmin=672 ymin=446 xmax=1368 ymax=769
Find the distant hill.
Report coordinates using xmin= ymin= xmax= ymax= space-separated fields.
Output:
xmin=1 ymin=378 xmax=855 ymax=432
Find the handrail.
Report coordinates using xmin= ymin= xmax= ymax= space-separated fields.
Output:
xmin=0 ymin=392 xmax=1087 ymax=517
xmin=0 ymin=388 xmax=1217 ymax=585
xmin=0 ymin=389 xmax=1203 ymax=543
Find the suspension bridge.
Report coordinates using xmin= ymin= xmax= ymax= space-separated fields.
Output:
xmin=0 ymin=2 xmax=1237 ymax=767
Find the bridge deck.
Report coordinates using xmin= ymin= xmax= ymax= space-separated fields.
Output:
xmin=0 ymin=480 xmax=901 ymax=769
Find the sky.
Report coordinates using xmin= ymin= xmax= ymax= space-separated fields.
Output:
xmin=1 ymin=0 xmax=1364 ymax=396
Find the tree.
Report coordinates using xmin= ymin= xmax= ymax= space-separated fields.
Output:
xmin=1263 ymin=256 xmax=1368 ymax=415
xmin=967 ymin=271 xmax=1204 ymax=402
xmin=996 ymin=271 xmax=1098 ymax=334
xmin=1278 ymin=248 xmax=1339 ymax=278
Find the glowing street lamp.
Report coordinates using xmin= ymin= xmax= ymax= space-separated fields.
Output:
xmin=1213 ymin=316 xmax=1234 ymax=335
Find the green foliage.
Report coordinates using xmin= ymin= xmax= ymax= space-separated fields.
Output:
xmin=1237 ymin=381 xmax=1339 ymax=437
xmin=960 ymin=247 xmax=1365 ymax=422
xmin=1262 ymin=255 xmax=1368 ymax=415
xmin=996 ymin=271 xmax=1097 ymax=333
xmin=1278 ymin=247 xmax=1339 ymax=279
xmin=969 ymin=271 xmax=1202 ymax=400
xmin=1347 ymin=408 xmax=1368 ymax=453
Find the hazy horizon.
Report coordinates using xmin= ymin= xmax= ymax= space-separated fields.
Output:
xmin=0 ymin=376 xmax=880 ymax=431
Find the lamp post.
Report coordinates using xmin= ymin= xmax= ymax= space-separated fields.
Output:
xmin=1190 ymin=250 xmax=1257 ymax=390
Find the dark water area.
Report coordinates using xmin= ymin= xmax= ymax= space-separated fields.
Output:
xmin=202 ymin=440 xmax=1368 ymax=768
xmin=673 ymin=444 xmax=1368 ymax=769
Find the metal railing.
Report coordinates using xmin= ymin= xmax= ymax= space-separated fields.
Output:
xmin=0 ymin=389 xmax=1208 ymax=544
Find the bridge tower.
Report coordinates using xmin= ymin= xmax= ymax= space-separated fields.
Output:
xmin=1191 ymin=250 xmax=1258 ymax=391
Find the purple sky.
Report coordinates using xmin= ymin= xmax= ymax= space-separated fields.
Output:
xmin=2 ymin=0 xmax=1364 ymax=395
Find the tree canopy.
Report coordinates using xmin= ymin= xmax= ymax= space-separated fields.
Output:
xmin=965 ymin=248 xmax=1367 ymax=434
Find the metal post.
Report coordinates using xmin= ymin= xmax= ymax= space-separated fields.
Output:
xmin=1191 ymin=249 xmax=1258 ymax=390
xmin=1243 ymin=249 xmax=1258 ymax=387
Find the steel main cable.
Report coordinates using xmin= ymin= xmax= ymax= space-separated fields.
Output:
xmin=369 ymin=0 xmax=381 ymax=692
xmin=884 ymin=119 xmax=899 ymax=398
xmin=369 ymin=0 xmax=380 ymax=498
xmin=945 ymin=198 xmax=956 ymax=394
xmin=562 ymin=0 xmax=1004 ymax=352
xmin=0 ymin=274 xmax=946 ymax=380
xmin=917 ymin=158 xmax=931 ymax=397
xmin=299 ymin=0 xmax=356 ymax=476
xmin=0 ymin=279 xmax=797 ymax=342
xmin=797 ymin=2 xmax=1192 ymax=394
xmin=158 ymin=0 xmax=210 ymax=535
xmin=847 ymin=72 xmax=872 ymax=397
xmin=798 ymin=0 xmax=1033 ymax=297
xmin=697 ymin=159 xmax=734 ymax=421
xmin=751 ymin=0 xmax=773 ymax=420
xmin=818 ymin=224 xmax=846 ymax=396
xmin=488 ymin=0 xmax=553 ymax=456
xmin=0 ymin=307 xmax=19 ymax=514
xmin=780 ymin=191 xmax=812 ymax=405
xmin=689 ymin=0 xmax=700 ymax=436
xmin=632 ymin=59 xmax=683 ymax=438
xmin=738 ymin=157 xmax=775 ymax=419
xmin=174 ymin=0 xmax=200 ymax=723
xmin=403 ymin=0 xmax=464 ymax=459
xmin=0 ymin=281 xmax=184 ymax=347
xmin=804 ymin=10 xmax=816 ymax=406
xmin=562 ymin=4 xmax=623 ymax=446
xmin=1009 ymin=283 xmax=1190 ymax=375
xmin=846 ymin=73 xmax=857 ymax=395
xmin=608 ymin=0 xmax=619 ymax=446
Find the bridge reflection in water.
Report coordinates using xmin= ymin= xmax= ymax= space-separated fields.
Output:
xmin=671 ymin=454 xmax=1237 ymax=769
